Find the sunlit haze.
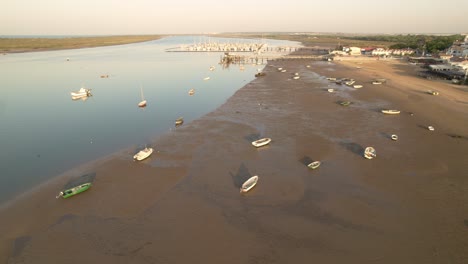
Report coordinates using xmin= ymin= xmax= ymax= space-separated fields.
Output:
xmin=2 ymin=0 xmax=467 ymax=35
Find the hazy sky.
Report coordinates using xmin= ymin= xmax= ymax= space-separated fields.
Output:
xmin=2 ymin=0 xmax=467 ymax=35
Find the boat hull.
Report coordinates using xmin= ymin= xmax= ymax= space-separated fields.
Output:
xmin=133 ymin=148 xmax=153 ymax=161
xmin=252 ymin=138 xmax=271 ymax=147
xmin=58 ymin=183 xmax=92 ymax=199
xmin=240 ymin=176 xmax=259 ymax=193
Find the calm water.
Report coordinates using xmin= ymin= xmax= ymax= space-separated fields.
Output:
xmin=0 ymin=36 xmax=298 ymax=204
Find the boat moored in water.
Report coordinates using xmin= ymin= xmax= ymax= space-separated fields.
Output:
xmin=70 ymin=87 xmax=91 ymax=98
xmin=240 ymin=175 xmax=259 ymax=193
xmin=133 ymin=147 xmax=154 ymax=161
xmin=381 ymin=109 xmax=401 ymax=115
xmin=364 ymin=147 xmax=376 ymax=159
xmin=307 ymin=161 xmax=321 ymax=169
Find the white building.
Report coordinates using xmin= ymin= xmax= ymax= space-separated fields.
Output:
xmin=447 ymin=35 xmax=468 ymax=57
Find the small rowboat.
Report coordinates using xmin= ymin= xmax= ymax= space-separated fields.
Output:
xmin=277 ymin=67 xmax=283 ymax=71
xmin=372 ymin=81 xmax=382 ymax=85
xmin=203 ymin=77 xmax=210 ymax=81
xmin=56 ymin=182 xmax=92 ymax=199
xmin=252 ymin=138 xmax=271 ymax=147
xmin=240 ymin=175 xmax=259 ymax=193
xmin=428 ymin=126 xmax=435 ymax=131
xmin=340 ymin=101 xmax=351 ymax=106
xmin=381 ymin=109 xmax=400 ymax=115
xmin=364 ymin=147 xmax=376 ymax=159
xmin=281 ymin=69 xmax=287 ymax=73
xmin=307 ymin=161 xmax=321 ymax=169
xmin=133 ymin=147 xmax=153 ymax=161
xmin=175 ymin=117 xmax=184 ymax=126
xmin=391 ymin=134 xmax=398 ymax=141
xmin=427 ymin=90 xmax=439 ymax=95
xmin=327 ymin=88 xmax=335 ymax=93
xmin=188 ymin=89 xmax=195 ymax=95
xmin=353 ymin=85 xmax=363 ymax=89
xmin=292 ymin=76 xmax=300 ymax=80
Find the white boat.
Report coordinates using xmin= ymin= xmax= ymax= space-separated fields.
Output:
xmin=327 ymin=88 xmax=335 ymax=93
xmin=280 ymin=69 xmax=287 ymax=73
xmin=294 ymin=72 xmax=299 ymax=76
xmin=293 ymin=76 xmax=300 ymax=80
xmin=326 ymin=77 xmax=337 ymax=81
xmin=353 ymin=85 xmax=363 ymax=89
xmin=277 ymin=67 xmax=283 ymax=71
xmin=133 ymin=147 xmax=153 ymax=161
xmin=209 ymin=66 xmax=215 ymax=71
xmin=175 ymin=117 xmax=184 ymax=126
xmin=427 ymin=90 xmax=439 ymax=95
xmin=188 ymin=89 xmax=195 ymax=95
xmin=364 ymin=147 xmax=376 ymax=159
xmin=372 ymin=81 xmax=382 ymax=85
xmin=203 ymin=77 xmax=210 ymax=81
xmin=70 ymin=87 xmax=91 ymax=98
xmin=381 ymin=109 xmax=400 ymax=115
xmin=252 ymin=138 xmax=271 ymax=148
xmin=240 ymin=175 xmax=259 ymax=193
xmin=391 ymin=134 xmax=398 ymax=141
xmin=307 ymin=161 xmax=321 ymax=169
xmin=345 ymin=80 xmax=355 ymax=86
xmin=138 ymin=87 xmax=147 ymax=107
xmin=428 ymin=126 xmax=435 ymax=131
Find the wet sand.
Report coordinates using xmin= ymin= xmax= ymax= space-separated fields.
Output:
xmin=1 ymin=57 xmax=468 ymax=263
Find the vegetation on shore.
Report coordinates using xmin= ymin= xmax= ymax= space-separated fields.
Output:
xmin=0 ymin=35 xmax=164 ymax=53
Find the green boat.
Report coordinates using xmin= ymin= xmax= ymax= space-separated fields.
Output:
xmin=340 ymin=101 xmax=351 ymax=106
xmin=56 ymin=182 xmax=92 ymax=199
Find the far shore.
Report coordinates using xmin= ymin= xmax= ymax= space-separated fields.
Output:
xmin=0 ymin=35 xmax=165 ymax=53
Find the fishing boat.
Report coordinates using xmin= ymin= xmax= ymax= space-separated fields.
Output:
xmin=175 ymin=117 xmax=184 ymax=126
xmin=252 ymin=138 xmax=271 ymax=147
xmin=138 ymin=87 xmax=147 ymax=107
xmin=209 ymin=66 xmax=215 ymax=71
xmin=70 ymin=87 xmax=91 ymax=98
xmin=307 ymin=161 xmax=321 ymax=169
xmin=280 ymin=69 xmax=287 ymax=73
xmin=188 ymin=88 xmax=195 ymax=95
xmin=391 ymin=134 xmax=398 ymax=141
xmin=56 ymin=182 xmax=92 ymax=199
xmin=277 ymin=67 xmax=283 ymax=71
xmin=428 ymin=126 xmax=435 ymax=131
xmin=353 ymin=85 xmax=363 ymax=89
xmin=292 ymin=76 xmax=300 ymax=80
xmin=427 ymin=90 xmax=439 ymax=95
xmin=364 ymin=147 xmax=376 ymax=159
xmin=240 ymin=175 xmax=259 ymax=193
xmin=203 ymin=77 xmax=210 ymax=81
xmin=372 ymin=81 xmax=382 ymax=85
xmin=327 ymin=88 xmax=335 ymax=93
xmin=340 ymin=101 xmax=351 ymax=106
xmin=133 ymin=147 xmax=153 ymax=161
xmin=381 ymin=109 xmax=400 ymax=115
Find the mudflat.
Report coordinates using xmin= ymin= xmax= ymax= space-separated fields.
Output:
xmin=1 ymin=57 xmax=467 ymax=263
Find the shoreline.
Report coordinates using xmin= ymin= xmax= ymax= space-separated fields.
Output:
xmin=1 ymin=56 xmax=467 ymax=263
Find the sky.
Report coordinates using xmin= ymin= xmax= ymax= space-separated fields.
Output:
xmin=2 ymin=0 xmax=467 ymax=35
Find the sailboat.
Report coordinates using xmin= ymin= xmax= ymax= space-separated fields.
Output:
xmin=138 ymin=86 xmax=147 ymax=107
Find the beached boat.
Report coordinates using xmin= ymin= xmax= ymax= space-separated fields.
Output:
xmin=326 ymin=77 xmax=337 ymax=81
xmin=255 ymin=72 xmax=266 ymax=77
xmin=391 ymin=134 xmax=398 ymax=141
xmin=364 ymin=147 xmax=376 ymax=159
xmin=307 ymin=161 xmax=321 ymax=169
xmin=280 ymin=69 xmax=287 ymax=73
xmin=133 ymin=147 xmax=153 ymax=161
xmin=175 ymin=117 xmax=184 ymax=126
xmin=372 ymin=81 xmax=382 ymax=85
xmin=345 ymin=80 xmax=355 ymax=86
xmin=340 ymin=101 xmax=351 ymax=106
xmin=240 ymin=175 xmax=259 ymax=193
xmin=138 ymin=87 xmax=147 ymax=107
xmin=381 ymin=109 xmax=400 ymax=115
xmin=56 ymin=182 xmax=92 ymax=199
xmin=353 ymin=85 xmax=363 ymax=89
xmin=188 ymin=88 xmax=195 ymax=95
xmin=252 ymin=138 xmax=271 ymax=147
xmin=277 ymin=67 xmax=283 ymax=71
xmin=70 ymin=87 xmax=91 ymax=98
xmin=427 ymin=90 xmax=439 ymax=95
xmin=327 ymin=88 xmax=335 ymax=93
xmin=428 ymin=126 xmax=435 ymax=131
xmin=292 ymin=76 xmax=300 ymax=80
xmin=203 ymin=77 xmax=210 ymax=81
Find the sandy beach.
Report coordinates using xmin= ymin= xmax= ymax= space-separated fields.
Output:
xmin=1 ymin=56 xmax=467 ymax=263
